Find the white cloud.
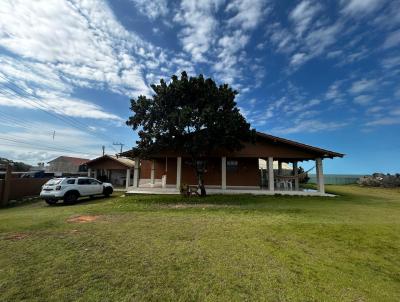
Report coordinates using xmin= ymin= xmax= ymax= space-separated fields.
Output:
xmin=289 ymin=0 xmax=321 ymax=37
xmin=383 ymin=29 xmax=400 ymax=49
xmin=381 ymin=55 xmax=400 ymax=69
xmin=130 ymin=0 xmax=169 ymax=20
xmin=226 ymin=0 xmax=267 ymax=30
xmin=272 ymin=120 xmax=347 ymax=134
xmin=0 ymin=54 xmax=122 ymax=121
xmin=354 ymin=94 xmax=373 ymax=105
xmin=174 ymin=0 xmax=223 ymax=62
xmin=290 ymin=53 xmax=308 ymax=66
xmin=341 ymin=0 xmax=384 ymax=16
xmin=0 ymin=91 xmax=123 ymax=121
xmin=366 ymin=117 xmax=400 ymax=126
xmin=325 ymin=81 xmax=343 ymax=101
xmin=269 ymin=8 xmax=343 ymax=69
xmin=304 ymin=22 xmax=343 ymax=59
xmin=0 ymin=0 xmax=155 ymax=96
xmin=349 ymin=79 xmax=377 ymax=94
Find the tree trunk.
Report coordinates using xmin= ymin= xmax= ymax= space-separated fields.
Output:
xmin=192 ymin=157 xmax=206 ymax=196
xmin=197 ymin=171 xmax=206 ymax=197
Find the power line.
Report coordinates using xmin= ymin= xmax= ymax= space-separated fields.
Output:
xmin=0 ymin=136 xmax=100 ymax=156
xmin=0 ymin=132 xmax=97 ymax=155
xmin=0 ymin=142 xmax=99 ymax=157
xmin=0 ymin=75 xmax=119 ymax=152
xmin=0 ymin=111 xmax=55 ymax=136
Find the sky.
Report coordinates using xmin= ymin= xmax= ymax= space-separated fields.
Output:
xmin=0 ymin=0 xmax=399 ymax=174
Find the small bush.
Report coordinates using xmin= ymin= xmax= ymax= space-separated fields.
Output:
xmin=358 ymin=173 xmax=400 ymax=188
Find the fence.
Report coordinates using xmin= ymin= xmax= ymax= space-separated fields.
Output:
xmin=308 ymin=174 xmax=364 ymax=185
xmin=0 ymin=165 xmax=50 ymax=206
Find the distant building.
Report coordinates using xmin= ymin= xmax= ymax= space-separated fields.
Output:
xmin=47 ymin=156 xmax=89 ymax=175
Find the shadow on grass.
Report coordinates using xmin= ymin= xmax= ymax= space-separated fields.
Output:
xmin=47 ymin=194 xmax=121 ymax=207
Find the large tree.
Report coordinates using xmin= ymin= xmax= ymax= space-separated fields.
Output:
xmin=126 ymin=72 xmax=255 ymax=196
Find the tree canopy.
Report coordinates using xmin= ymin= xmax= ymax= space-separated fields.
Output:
xmin=126 ymin=71 xmax=255 ymax=195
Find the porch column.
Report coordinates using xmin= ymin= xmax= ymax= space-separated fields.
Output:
xmin=176 ymin=157 xmax=182 ymax=190
xmin=125 ymin=168 xmax=130 ymax=189
xmin=150 ymin=160 xmax=155 ymax=187
xmin=133 ymin=157 xmax=140 ymax=188
xmin=316 ymin=158 xmax=325 ymax=194
xmin=221 ymin=156 xmax=227 ymax=190
xmin=268 ymin=157 xmax=274 ymax=192
xmin=93 ymin=169 xmax=97 ymax=179
xmin=278 ymin=161 xmax=282 ymax=175
xmin=87 ymin=168 xmax=91 ymax=177
xmin=293 ymin=161 xmax=299 ymax=191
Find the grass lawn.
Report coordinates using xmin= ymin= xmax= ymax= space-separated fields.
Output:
xmin=1 ymin=185 xmax=399 ymax=301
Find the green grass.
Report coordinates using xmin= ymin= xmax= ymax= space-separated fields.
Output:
xmin=1 ymin=185 xmax=399 ymax=301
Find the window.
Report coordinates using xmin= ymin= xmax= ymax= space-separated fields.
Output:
xmin=77 ymin=178 xmax=89 ymax=185
xmin=89 ymin=179 xmax=101 ymax=185
xmin=226 ymin=160 xmax=238 ymax=172
xmin=66 ymin=179 xmax=76 ymax=184
xmin=45 ymin=179 xmax=62 ymax=185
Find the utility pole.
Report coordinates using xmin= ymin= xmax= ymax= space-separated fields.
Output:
xmin=102 ymin=145 xmax=105 ymax=156
xmin=113 ymin=142 xmax=124 ymax=153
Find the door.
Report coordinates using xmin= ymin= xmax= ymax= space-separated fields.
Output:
xmin=88 ymin=178 xmax=103 ymax=195
xmin=77 ymin=178 xmax=91 ymax=196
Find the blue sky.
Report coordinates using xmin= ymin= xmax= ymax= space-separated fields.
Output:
xmin=0 ymin=0 xmax=399 ymax=174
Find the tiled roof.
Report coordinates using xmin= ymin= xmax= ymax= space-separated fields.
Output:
xmin=48 ymin=156 xmax=90 ymax=165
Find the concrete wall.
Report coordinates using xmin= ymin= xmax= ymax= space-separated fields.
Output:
xmin=308 ymin=174 xmax=363 ymax=185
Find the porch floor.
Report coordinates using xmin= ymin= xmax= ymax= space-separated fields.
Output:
xmin=126 ymin=185 xmax=335 ymax=197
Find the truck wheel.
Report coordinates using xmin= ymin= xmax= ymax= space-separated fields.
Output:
xmin=103 ymin=187 xmax=113 ymax=197
xmin=45 ymin=199 xmax=57 ymax=205
xmin=64 ymin=192 xmax=78 ymax=204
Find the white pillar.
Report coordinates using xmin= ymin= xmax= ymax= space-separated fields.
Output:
xmin=87 ymin=168 xmax=91 ymax=177
xmin=133 ymin=157 xmax=139 ymax=188
xmin=176 ymin=157 xmax=182 ymax=190
xmin=316 ymin=158 xmax=325 ymax=194
xmin=293 ymin=161 xmax=299 ymax=191
xmin=126 ymin=168 xmax=130 ymax=189
xmin=150 ymin=160 xmax=155 ymax=186
xmin=93 ymin=169 xmax=97 ymax=179
xmin=268 ymin=157 xmax=274 ymax=192
xmin=221 ymin=157 xmax=227 ymax=190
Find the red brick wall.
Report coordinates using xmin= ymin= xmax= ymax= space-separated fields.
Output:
xmin=143 ymin=157 xmax=260 ymax=187
xmin=226 ymin=158 xmax=259 ymax=186
xmin=181 ymin=158 xmax=222 ymax=186
xmin=166 ymin=157 xmax=177 ymax=185
xmin=139 ymin=160 xmax=152 ymax=179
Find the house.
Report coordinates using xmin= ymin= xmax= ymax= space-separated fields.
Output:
xmin=120 ymin=131 xmax=344 ymax=196
xmin=47 ymin=156 xmax=89 ymax=176
xmin=85 ymin=155 xmax=135 ymax=187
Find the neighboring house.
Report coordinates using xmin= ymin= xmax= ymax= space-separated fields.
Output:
xmin=47 ymin=156 xmax=89 ymax=176
xmin=85 ymin=155 xmax=135 ymax=187
xmin=121 ymin=131 xmax=344 ymax=196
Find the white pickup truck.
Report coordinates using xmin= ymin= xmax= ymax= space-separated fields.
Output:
xmin=40 ymin=177 xmax=113 ymax=205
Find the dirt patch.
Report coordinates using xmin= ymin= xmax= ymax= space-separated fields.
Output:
xmin=4 ymin=233 xmax=29 ymax=240
xmin=67 ymin=215 xmax=102 ymax=223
